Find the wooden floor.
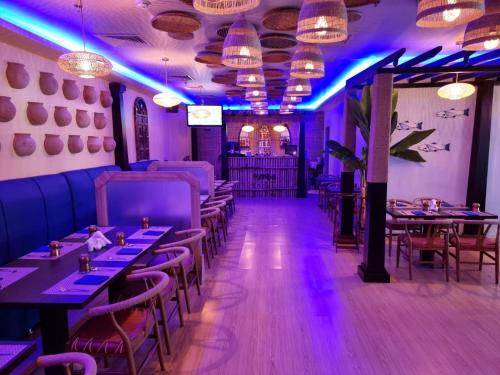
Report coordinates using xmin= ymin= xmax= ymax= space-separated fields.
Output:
xmin=145 ymin=197 xmax=500 ymax=375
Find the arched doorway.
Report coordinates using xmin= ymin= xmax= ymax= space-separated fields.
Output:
xmin=134 ymin=97 xmax=150 ymax=160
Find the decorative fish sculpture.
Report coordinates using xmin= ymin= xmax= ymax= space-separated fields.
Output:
xmin=417 ymin=142 xmax=451 ymax=153
xmin=435 ymin=108 xmax=469 ymax=119
xmin=396 ymin=121 xmax=423 ymax=131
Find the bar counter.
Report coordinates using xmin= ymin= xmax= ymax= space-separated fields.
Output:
xmin=228 ymin=156 xmax=298 ymax=198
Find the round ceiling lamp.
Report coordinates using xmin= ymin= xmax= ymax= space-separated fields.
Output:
xmin=286 ymin=78 xmax=312 ymax=97
xmin=251 ymin=101 xmax=268 ymax=109
xmin=416 ymin=0 xmax=485 ymax=28
xmin=222 ymin=18 xmax=263 ymax=68
xmin=57 ymin=0 xmax=112 ymax=78
xmin=463 ymin=2 xmax=500 ymax=50
xmin=290 ymin=43 xmax=325 ymax=79
xmin=194 ymin=0 xmax=260 ymax=15
xmin=273 ymin=124 xmax=288 ymax=132
xmin=153 ymin=58 xmax=182 ymax=108
xmin=437 ymin=75 xmax=476 ymax=100
xmin=254 ymin=109 xmax=269 ymax=115
xmin=284 ymin=95 xmax=302 ymax=103
xmin=296 ymin=0 xmax=348 ymax=44
xmin=237 ymin=68 xmax=265 ymax=87
xmin=245 ymin=88 xmax=267 ymax=101
xmin=241 ymin=125 xmax=255 ymax=132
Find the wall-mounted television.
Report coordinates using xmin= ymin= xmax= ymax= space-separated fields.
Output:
xmin=187 ymin=105 xmax=223 ymax=127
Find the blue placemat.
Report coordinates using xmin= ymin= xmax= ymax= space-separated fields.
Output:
xmin=76 ymin=228 xmax=89 ymax=234
xmin=463 ymin=211 xmax=480 ymax=216
xmin=33 ymin=245 xmax=64 ymax=252
xmin=126 ymin=238 xmax=154 ymax=244
xmin=116 ymin=247 xmax=143 ymax=255
xmin=142 ymin=230 xmax=164 ymax=236
xmin=74 ymin=275 xmax=109 ymax=285
xmin=411 ymin=210 xmax=427 ymax=216
xmin=396 ymin=202 xmax=408 ymax=207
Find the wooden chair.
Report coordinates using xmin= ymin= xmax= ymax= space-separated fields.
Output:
xmin=66 ymin=271 xmax=168 ymax=375
xmin=205 ymin=200 xmax=228 ymax=242
xmin=213 ymin=194 xmax=235 ymax=216
xmin=201 ymin=207 xmax=221 ymax=261
xmin=385 ymin=199 xmax=414 ymax=256
xmin=36 ymin=353 xmax=97 ymax=375
xmin=331 ymin=192 xmax=361 ymax=250
xmin=449 ymin=220 xmax=500 ymax=284
xmin=156 ymin=229 xmax=205 ymax=314
xmin=396 ymin=219 xmax=452 ymax=281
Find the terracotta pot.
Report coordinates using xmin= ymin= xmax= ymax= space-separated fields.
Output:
xmin=94 ymin=112 xmax=107 ymax=129
xmin=0 ymin=96 xmax=16 ymax=122
xmin=103 ymin=136 xmax=116 ymax=152
xmin=6 ymin=62 xmax=30 ymax=89
xmin=68 ymin=135 xmax=84 ymax=154
xmin=87 ymin=136 xmax=101 ymax=153
xmin=100 ymin=90 xmax=113 ymax=108
xmin=39 ymin=72 xmax=58 ymax=95
xmin=44 ymin=134 xmax=64 ymax=155
xmin=13 ymin=133 xmax=36 ymax=156
xmin=62 ymin=79 xmax=79 ymax=100
xmin=83 ymin=85 xmax=98 ymax=104
xmin=26 ymin=102 xmax=48 ymax=125
xmin=76 ymin=109 xmax=91 ymax=128
xmin=54 ymin=106 xmax=72 ymax=127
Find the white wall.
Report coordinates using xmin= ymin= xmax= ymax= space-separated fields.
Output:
xmin=486 ymin=86 xmax=500 ymax=217
xmin=322 ymin=93 xmax=344 ymax=177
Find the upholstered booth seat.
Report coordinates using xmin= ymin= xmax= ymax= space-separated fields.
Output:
xmin=67 ymin=308 xmax=154 ymax=355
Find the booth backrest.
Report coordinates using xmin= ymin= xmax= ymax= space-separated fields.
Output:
xmin=129 ymin=160 xmax=157 ymax=171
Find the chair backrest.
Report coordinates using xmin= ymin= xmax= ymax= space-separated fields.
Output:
xmin=413 ymin=197 xmax=442 ymax=205
xmin=133 ymin=246 xmax=190 ymax=273
xmin=452 ymin=219 xmax=500 ymax=246
xmin=387 ymin=198 xmax=413 ymax=207
xmin=37 ymin=353 xmax=97 ymax=375
xmin=400 ymin=219 xmax=452 ymax=240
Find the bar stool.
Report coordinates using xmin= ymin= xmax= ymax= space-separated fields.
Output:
xmin=36 ymin=353 xmax=97 ymax=375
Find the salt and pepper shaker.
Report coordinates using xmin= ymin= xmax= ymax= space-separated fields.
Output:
xmin=436 ymin=199 xmax=442 ymax=210
xmin=142 ymin=216 xmax=150 ymax=230
xmin=116 ymin=232 xmax=126 ymax=246
xmin=79 ymin=253 xmax=91 ymax=273
xmin=389 ymin=199 xmax=396 ymax=209
xmin=88 ymin=225 xmax=97 ymax=237
xmin=49 ymin=240 xmax=60 ymax=257
xmin=422 ymin=200 xmax=430 ymax=211
xmin=472 ymin=202 xmax=480 ymax=212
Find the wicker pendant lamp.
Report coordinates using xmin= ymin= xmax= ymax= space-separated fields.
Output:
xmin=222 ymin=18 xmax=263 ymax=68
xmin=194 ymin=0 xmax=260 ymax=15
xmin=290 ymin=43 xmax=325 ymax=79
xmin=237 ymin=68 xmax=265 ymax=87
xmin=286 ymin=78 xmax=312 ymax=97
xmin=254 ymin=109 xmax=269 ymax=115
xmin=416 ymin=0 xmax=485 ymax=28
xmin=246 ymin=88 xmax=267 ymax=101
xmin=463 ymin=1 xmax=500 ymax=50
xmin=283 ymin=95 xmax=302 ymax=103
xmin=296 ymin=0 xmax=348 ymax=44
xmin=58 ymin=0 xmax=112 ymax=78
xmin=153 ymin=58 xmax=182 ymax=108
xmin=251 ymin=101 xmax=268 ymax=109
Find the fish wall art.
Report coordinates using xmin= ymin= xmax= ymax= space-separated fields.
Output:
xmin=435 ymin=108 xmax=469 ymax=119
xmin=417 ymin=142 xmax=451 ymax=153
xmin=397 ymin=121 xmax=423 ymax=131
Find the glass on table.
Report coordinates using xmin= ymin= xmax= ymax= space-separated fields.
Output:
xmin=116 ymin=232 xmax=126 ymax=246
xmin=49 ymin=240 xmax=60 ymax=257
xmin=79 ymin=253 xmax=91 ymax=273
xmin=88 ymin=225 xmax=97 ymax=237
xmin=141 ymin=216 xmax=150 ymax=230
xmin=472 ymin=203 xmax=480 ymax=212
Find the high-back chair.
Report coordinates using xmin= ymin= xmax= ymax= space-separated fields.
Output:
xmin=385 ymin=199 xmax=415 ymax=256
xmin=213 ymin=194 xmax=235 ymax=216
xmin=66 ymin=271 xmax=169 ymax=375
xmin=396 ymin=219 xmax=452 ymax=281
xmin=201 ymin=207 xmax=221 ymax=262
xmin=156 ymin=229 xmax=206 ymax=313
xmin=205 ymin=200 xmax=228 ymax=242
xmin=450 ymin=220 xmax=500 ymax=283
xmin=36 ymin=353 xmax=97 ymax=375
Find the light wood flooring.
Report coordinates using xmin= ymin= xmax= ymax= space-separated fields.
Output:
xmin=145 ymin=197 xmax=500 ymax=375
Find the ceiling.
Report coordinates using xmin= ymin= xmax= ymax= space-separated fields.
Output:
xmin=2 ymin=0 xmax=471 ymax=108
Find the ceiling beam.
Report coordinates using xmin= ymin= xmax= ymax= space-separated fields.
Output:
xmin=430 ymin=58 xmax=500 ymax=83
xmin=380 ymin=65 xmax=500 ymax=75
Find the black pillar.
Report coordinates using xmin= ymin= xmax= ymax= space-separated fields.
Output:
xmin=109 ymin=82 xmax=130 ymax=170
xmin=191 ymin=128 xmax=199 ymax=161
xmin=340 ymin=94 xmax=356 ymax=236
xmin=221 ymin=115 xmax=229 ymax=180
xmin=297 ymin=118 xmax=307 ymax=198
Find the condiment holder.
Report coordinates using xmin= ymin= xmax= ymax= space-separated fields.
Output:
xmin=422 ymin=200 xmax=430 ymax=212
xmin=389 ymin=199 xmax=396 ymax=209
xmin=79 ymin=253 xmax=91 ymax=273
xmin=88 ymin=225 xmax=97 ymax=237
xmin=142 ymin=216 xmax=150 ymax=230
xmin=116 ymin=232 xmax=126 ymax=246
xmin=436 ymin=199 xmax=442 ymax=210
xmin=49 ymin=240 xmax=60 ymax=257
xmin=472 ymin=202 xmax=480 ymax=212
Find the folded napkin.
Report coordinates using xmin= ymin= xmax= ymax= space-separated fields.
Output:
xmin=411 ymin=210 xmax=427 ymax=216
xmin=74 ymin=275 xmax=109 ymax=285
xmin=142 ymin=230 xmax=164 ymax=236
xmin=463 ymin=211 xmax=480 ymax=216
xmin=33 ymin=245 xmax=64 ymax=253
xmin=85 ymin=231 xmax=111 ymax=252
xmin=116 ymin=247 xmax=143 ymax=255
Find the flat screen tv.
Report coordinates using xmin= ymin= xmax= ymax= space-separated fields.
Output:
xmin=187 ymin=105 xmax=223 ymax=127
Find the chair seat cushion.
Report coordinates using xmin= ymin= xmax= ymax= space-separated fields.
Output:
xmin=400 ymin=234 xmax=447 ymax=249
xmin=450 ymin=235 xmax=497 ymax=250
xmin=67 ymin=308 xmax=153 ymax=355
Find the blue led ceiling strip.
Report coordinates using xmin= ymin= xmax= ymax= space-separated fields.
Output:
xmin=0 ymin=2 xmax=194 ymax=105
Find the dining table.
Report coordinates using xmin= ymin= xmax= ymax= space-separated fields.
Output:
xmin=0 ymin=225 xmax=172 ymax=375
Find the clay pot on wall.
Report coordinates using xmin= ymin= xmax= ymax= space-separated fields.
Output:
xmin=87 ymin=136 xmax=101 ymax=153
xmin=26 ymin=102 xmax=48 ymax=126
xmin=62 ymin=79 xmax=79 ymax=100
xmin=100 ymin=90 xmax=113 ymax=108
xmin=103 ymin=136 xmax=116 ymax=152
xmin=54 ymin=106 xmax=72 ymax=127
xmin=68 ymin=135 xmax=84 ymax=154
xmin=6 ymin=62 xmax=30 ymax=89
xmin=76 ymin=109 xmax=91 ymax=128
xmin=0 ymin=96 xmax=16 ymax=122
xmin=13 ymin=133 xmax=36 ymax=156
xmin=44 ymin=134 xmax=64 ymax=155
xmin=94 ymin=112 xmax=107 ymax=129
xmin=83 ymin=85 xmax=98 ymax=105
xmin=39 ymin=72 xmax=58 ymax=95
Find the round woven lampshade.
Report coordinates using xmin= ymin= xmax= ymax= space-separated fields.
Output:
xmin=222 ymin=19 xmax=263 ymax=68
xmin=463 ymin=3 xmax=500 ymax=50
xmin=290 ymin=43 xmax=325 ymax=79
xmin=281 ymin=102 xmax=296 ymax=111
xmin=194 ymin=0 xmax=260 ymax=15
xmin=416 ymin=0 xmax=485 ymax=28
xmin=296 ymin=0 xmax=348 ymax=44
xmin=245 ymin=88 xmax=267 ymax=101
xmin=251 ymin=101 xmax=268 ymax=109
xmin=286 ymin=78 xmax=312 ymax=97
xmin=283 ymin=95 xmax=302 ymax=103
xmin=237 ymin=68 xmax=265 ymax=87
xmin=254 ymin=109 xmax=269 ymax=115
xmin=58 ymin=51 xmax=113 ymax=78
xmin=151 ymin=11 xmax=201 ymax=33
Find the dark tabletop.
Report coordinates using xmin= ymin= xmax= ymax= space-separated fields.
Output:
xmin=386 ymin=208 xmax=498 ymax=220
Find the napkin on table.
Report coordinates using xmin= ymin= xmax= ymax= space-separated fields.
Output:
xmin=85 ymin=231 xmax=111 ymax=252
